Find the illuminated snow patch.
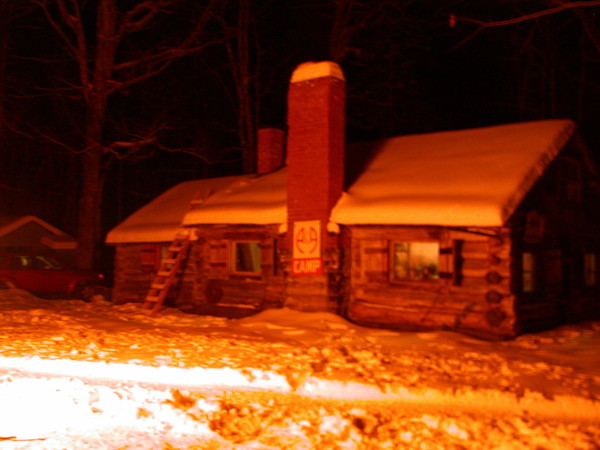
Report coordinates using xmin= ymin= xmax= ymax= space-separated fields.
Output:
xmin=0 ymin=356 xmax=291 ymax=392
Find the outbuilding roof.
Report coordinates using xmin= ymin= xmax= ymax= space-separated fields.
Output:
xmin=106 ymin=119 xmax=576 ymax=243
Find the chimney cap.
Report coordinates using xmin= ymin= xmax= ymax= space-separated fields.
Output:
xmin=290 ymin=61 xmax=345 ymax=83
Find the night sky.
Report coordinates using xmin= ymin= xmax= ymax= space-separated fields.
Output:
xmin=0 ymin=0 xmax=599 ymax=270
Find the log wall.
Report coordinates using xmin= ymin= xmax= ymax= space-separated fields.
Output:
xmin=111 ymin=243 xmax=163 ymax=304
xmin=346 ymin=226 xmax=518 ymax=339
xmin=176 ymin=225 xmax=286 ymax=312
xmin=508 ymin=145 xmax=600 ymax=332
xmin=110 ymin=225 xmax=286 ymax=312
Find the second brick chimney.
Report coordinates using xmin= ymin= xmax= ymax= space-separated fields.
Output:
xmin=257 ymin=128 xmax=285 ymax=175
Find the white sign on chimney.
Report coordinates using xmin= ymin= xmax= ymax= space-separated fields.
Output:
xmin=292 ymin=220 xmax=322 ymax=276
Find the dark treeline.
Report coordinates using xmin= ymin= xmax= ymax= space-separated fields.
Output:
xmin=0 ymin=0 xmax=599 ymax=271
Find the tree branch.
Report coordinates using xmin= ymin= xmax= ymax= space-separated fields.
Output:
xmin=451 ymin=0 xmax=600 ymax=29
xmin=551 ymin=0 xmax=600 ymax=54
xmin=32 ymin=0 xmax=91 ymax=99
xmin=110 ymin=38 xmax=222 ymax=93
xmin=31 ymin=0 xmax=78 ymax=59
xmin=104 ymin=124 xmax=218 ymax=165
xmin=110 ymin=0 xmax=224 ymax=93
xmin=117 ymin=0 xmax=178 ymax=37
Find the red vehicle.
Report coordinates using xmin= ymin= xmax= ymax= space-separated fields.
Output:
xmin=0 ymin=252 xmax=105 ymax=300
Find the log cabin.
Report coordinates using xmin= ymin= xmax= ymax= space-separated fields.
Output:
xmin=106 ymin=61 xmax=600 ymax=339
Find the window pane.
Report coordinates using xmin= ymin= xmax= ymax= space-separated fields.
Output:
xmin=585 ymin=253 xmax=597 ymax=286
xmin=234 ymin=242 xmax=262 ymax=274
xmin=35 ymin=256 xmax=63 ymax=270
xmin=140 ymin=245 xmax=157 ymax=267
xmin=522 ymin=252 xmax=535 ymax=292
xmin=10 ymin=256 xmax=32 ymax=270
xmin=392 ymin=242 xmax=439 ymax=281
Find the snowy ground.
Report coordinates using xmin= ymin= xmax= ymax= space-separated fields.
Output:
xmin=0 ymin=287 xmax=599 ymax=449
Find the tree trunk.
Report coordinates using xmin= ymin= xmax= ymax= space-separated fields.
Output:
xmin=76 ymin=0 xmax=115 ymax=269
xmin=77 ymin=146 xmax=103 ymax=269
xmin=0 ymin=1 xmax=10 ymax=149
xmin=226 ymin=0 xmax=256 ymax=174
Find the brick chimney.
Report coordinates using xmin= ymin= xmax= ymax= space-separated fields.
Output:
xmin=256 ymin=128 xmax=285 ymax=174
xmin=285 ymin=61 xmax=345 ymax=312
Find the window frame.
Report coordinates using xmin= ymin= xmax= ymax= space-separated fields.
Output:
xmin=521 ymin=251 xmax=537 ymax=293
xmin=140 ymin=244 xmax=168 ymax=271
xmin=584 ymin=252 xmax=597 ymax=287
xmin=557 ymin=156 xmax=582 ymax=203
xmin=230 ymin=240 xmax=263 ymax=276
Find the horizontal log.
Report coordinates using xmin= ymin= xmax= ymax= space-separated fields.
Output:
xmin=351 ymin=227 xmax=443 ymax=240
xmin=348 ymin=299 xmax=517 ymax=339
xmin=354 ymin=286 xmax=494 ymax=307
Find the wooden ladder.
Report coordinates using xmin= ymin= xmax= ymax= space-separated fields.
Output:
xmin=143 ymin=227 xmax=192 ymax=312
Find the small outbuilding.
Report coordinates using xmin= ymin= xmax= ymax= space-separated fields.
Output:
xmin=106 ymin=61 xmax=600 ymax=339
xmin=0 ymin=215 xmax=78 ymax=264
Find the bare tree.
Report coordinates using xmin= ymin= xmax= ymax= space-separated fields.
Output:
xmin=0 ymin=0 xmax=27 ymax=154
xmin=449 ymin=0 xmax=600 ymax=125
xmin=0 ymin=1 xmax=8 ymax=148
xmin=218 ymin=0 xmax=257 ymax=174
xmin=322 ymin=0 xmax=433 ymax=137
xmin=450 ymin=0 xmax=600 ymax=49
xmin=30 ymin=0 xmax=224 ymax=269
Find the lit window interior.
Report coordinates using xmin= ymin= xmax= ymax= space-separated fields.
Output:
xmin=392 ymin=242 xmax=439 ymax=281
xmin=233 ymin=241 xmax=262 ymax=274
xmin=522 ymin=252 xmax=535 ymax=292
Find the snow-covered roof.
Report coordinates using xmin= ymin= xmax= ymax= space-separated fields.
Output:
xmin=182 ymin=168 xmax=286 ymax=227
xmin=106 ymin=175 xmax=248 ymax=244
xmin=0 ymin=215 xmax=70 ymax=238
xmin=106 ymin=170 xmax=287 ymax=244
xmin=331 ymin=119 xmax=575 ymax=226
xmin=106 ymin=119 xmax=576 ymax=243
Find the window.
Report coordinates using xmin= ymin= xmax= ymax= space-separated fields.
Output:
xmin=140 ymin=244 xmax=170 ymax=270
xmin=584 ymin=253 xmax=597 ymax=287
xmin=232 ymin=241 xmax=262 ymax=274
xmin=34 ymin=256 xmax=63 ymax=270
xmin=141 ymin=245 xmax=158 ymax=267
xmin=391 ymin=242 xmax=439 ymax=281
xmin=159 ymin=245 xmax=170 ymax=266
xmin=8 ymin=255 xmax=63 ymax=270
xmin=543 ymin=249 xmax=563 ymax=286
xmin=522 ymin=252 xmax=536 ymax=292
xmin=558 ymin=157 xmax=581 ymax=203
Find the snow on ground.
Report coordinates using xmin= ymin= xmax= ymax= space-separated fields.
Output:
xmin=0 ymin=287 xmax=599 ymax=449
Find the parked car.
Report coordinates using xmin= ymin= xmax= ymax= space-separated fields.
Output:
xmin=0 ymin=252 xmax=105 ymax=300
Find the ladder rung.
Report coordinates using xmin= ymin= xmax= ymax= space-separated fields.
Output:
xmin=145 ymin=296 xmax=159 ymax=302
xmin=151 ymin=283 xmax=167 ymax=290
xmin=164 ymin=258 xmax=177 ymax=264
xmin=158 ymin=271 xmax=171 ymax=277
